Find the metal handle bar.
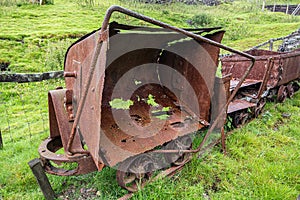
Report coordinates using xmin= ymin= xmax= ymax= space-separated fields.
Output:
xmin=100 ymin=5 xmax=255 ymax=61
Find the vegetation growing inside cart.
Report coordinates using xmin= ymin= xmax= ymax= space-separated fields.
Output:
xmin=109 ymin=98 xmax=134 ymax=109
xmin=109 ymin=94 xmax=171 ymax=120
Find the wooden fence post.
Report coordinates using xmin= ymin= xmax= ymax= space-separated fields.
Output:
xmin=0 ymin=129 xmax=3 ymax=149
xmin=262 ymin=0 xmax=265 ymax=11
xmin=269 ymin=39 xmax=274 ymax=51
xmin=28 ymin=159 xmax=56 ymax=200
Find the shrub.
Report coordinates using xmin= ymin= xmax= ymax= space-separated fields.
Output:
xmin=188 ymin=13 xmax=214 ymax=27
xmin=43 ymin=39 xmax=73 ymax=71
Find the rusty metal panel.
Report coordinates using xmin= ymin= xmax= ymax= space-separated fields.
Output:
xmin=40 ymin=89 xmax=98 ymax=175
xmin=221 ymin=48 xmax=300 ymax=88
xmin=158 ymin=31 xmax=225 ymax=121
xmin=211 ymin=75 xmax=231 ymax=129
xmin=221 ymin=49 xmax=281 ymax=88
xmin=277 ymin=48 xmax=300 ymax=85
xmin=64 ymin=30 xmax=99 ymax=90
xmin=229 ymin=79 xmax=262 ymax=91
xmin=48 ymin=89 xmax=82 ymax=152
xmin=227 ymin=99 xmax=256 ymax=114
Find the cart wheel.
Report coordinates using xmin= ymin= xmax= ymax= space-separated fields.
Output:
xmin=116 ymin=154 xmax=154 ymax=192
xmin=292 ymin=82 xmax=300 ymax=93
xmin=254 ymin=98 xmax=266 ymax=118
xmin=164 ymin=135 xmax=192 ymax=166
xmin=286 ymin=84 xmax=294 ymax=98
xmin=277 ymin=85 xmax=287 ymax=102
xmin=233 ymin=111 xmax=249 ymax=127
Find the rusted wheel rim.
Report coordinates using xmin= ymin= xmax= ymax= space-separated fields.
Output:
xmin=287 ymin=84 xmax=294 ymax=98
xmin=255 ymin=99 xmax=266 ymax=117
xmin=116 ymin=154 xmax=154 ymax=192
xmin=233 ymin=111 xmax=249 ymax=127
xmin=292 ymin=82 xmax=300 ymax=93
xmin=277 ymin=85 xmax=287 ymax=102
xmin=164 ymin=135 xmax=192 ymax=166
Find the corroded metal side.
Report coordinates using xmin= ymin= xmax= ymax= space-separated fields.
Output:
xmin=221 ymin=48 xmax=300 ymax=88
xmin=221 ymin=49 xmax=281 ymax=88
xmin=221 ymin=48 xmax=300 ymax=117
xmin=39 ymin=89 xmax=98 ymax=175
xmin=277 ymin=49 xmax=300 ymax=85
xmin=227 ymin=99 xmax=256 ymax=114
xmin=48 ymin=89 xmax=82 ymax=152
xmin=158 ymin=31 xmax=225 ymax=121
xmin=212 ymin=75 xmax=231 ymax=128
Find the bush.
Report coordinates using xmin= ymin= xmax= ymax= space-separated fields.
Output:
xmin=43 ymin=39 xmax=73 ymax=71
xmin=227 ymin=22 xmax=251 ymax=41
xmin=188 ymin=13 xmax=214 ymax=27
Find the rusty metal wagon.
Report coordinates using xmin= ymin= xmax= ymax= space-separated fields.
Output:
xmin=221 ymin=48 xmax=300 ymax=127
xmin=38 ymin=5 xmax=257 ymax=192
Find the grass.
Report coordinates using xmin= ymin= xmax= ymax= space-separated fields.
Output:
xmin=0 ymin=0 xmax=300 ymax=199
xmin=0 ymin=0 xmax=299 ymax=71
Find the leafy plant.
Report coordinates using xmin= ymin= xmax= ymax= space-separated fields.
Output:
xmin=109 ymin=98 xmax=134 ymax=109
xmin=188 ymin=13 xmax=214 ymax=27
xmin=227 ymin=22 xmax=251 ymax=41
xmin=146 ymin=94 xmax=159 ymax=107
xmin=43 ymin=39 xmax=73 ymax=71
xmin=224 ymin=115 xmax=233 ymax=131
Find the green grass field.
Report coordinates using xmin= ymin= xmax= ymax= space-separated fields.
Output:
xmin=0 ymin=0 xmax=299 ymax=199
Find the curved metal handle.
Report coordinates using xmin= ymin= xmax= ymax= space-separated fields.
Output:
xmin=100 ymin=5 xmax=255 ymax=61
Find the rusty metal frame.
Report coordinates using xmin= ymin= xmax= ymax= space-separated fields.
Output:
xmin=256 ymin=57 xmax=275 ymax=100
xmin=66 ymin=5 xmax=256 ymax=156
xmin=39 ymin=89 xmax=98 ymax=175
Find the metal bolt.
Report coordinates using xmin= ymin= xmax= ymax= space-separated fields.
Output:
xmin=67 ymin=106 xmax=73 ymax=112
xmin=64 ymin=71 xmax=77 ymax=78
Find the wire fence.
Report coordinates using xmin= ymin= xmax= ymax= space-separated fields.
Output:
xmin=220 ymin=28 xmax=300 ymax=57
xmin=0 ymin=79 xmax=64 ymax=145
xmin=249 ymin=28 xmax=300 ymax=52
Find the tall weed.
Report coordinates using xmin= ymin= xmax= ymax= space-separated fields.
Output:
xmin=43 ymin=39 xmax=73 ymax=71
xmin=0 ymin=0 xmax=28 ymax=6
xmin=75 ymin=0 xmax=99 ymax=7
xmin=227 ymin=22 xmax=251 ymax=41
xmin=188 ymin=13 xmax=214 ymax=27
